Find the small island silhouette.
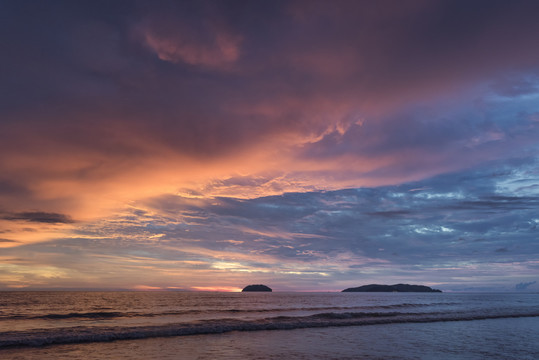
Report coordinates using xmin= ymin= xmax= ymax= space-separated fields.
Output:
xmin=242 ymin=284 xmax=272 ymax=292
xmin=342 ymin=284 xmax=442 ymax=293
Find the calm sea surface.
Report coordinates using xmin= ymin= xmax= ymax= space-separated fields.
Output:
xmin=0 ymin=291 xmax=538 ymax=359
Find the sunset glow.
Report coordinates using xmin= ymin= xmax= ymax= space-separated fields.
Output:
xmin=1 ymin=0 xmax=538 ymax=292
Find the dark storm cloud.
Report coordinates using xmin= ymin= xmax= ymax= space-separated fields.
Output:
xmin=2 ymin=212 xmax=75 ymax=224
xmin=0 ymin=0 xmax=285 ymax=159
xmin=3 ymin=0 xmax=539 ymax=157
xmin=1 ymin=1 xmax=539 ymax=210
xmin=274 ymin=0 xmax=539 ymax=103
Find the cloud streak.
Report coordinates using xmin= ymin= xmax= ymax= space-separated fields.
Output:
xmin=2 ymin=212 xmax=75 ymax=224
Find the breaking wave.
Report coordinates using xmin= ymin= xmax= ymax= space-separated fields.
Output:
xmin=0 ymin=302 xmax=460 ymax=321
xmin=2 ymin=307 xmax=538 ymax=348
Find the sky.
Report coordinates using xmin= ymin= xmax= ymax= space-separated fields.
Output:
xmin=1 ymin=0 xmax=538 ymax=292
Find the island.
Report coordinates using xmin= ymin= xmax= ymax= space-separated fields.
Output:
xmin=242 ymin=284 xmax=272 ymax=292
xmin=342 ymin=284 xmax=442 ymax=293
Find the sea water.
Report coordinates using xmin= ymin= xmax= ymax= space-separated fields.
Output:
xmin=0 ymin=291 xmax=538 ymax=359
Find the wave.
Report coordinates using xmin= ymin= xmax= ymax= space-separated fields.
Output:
xmin=1 ymin=308 xmax=538 ymax=348
xmin=0 ymin=302 xmax=459 ymax=321
xmin=1 ymin=311 xmax=134 ymax=321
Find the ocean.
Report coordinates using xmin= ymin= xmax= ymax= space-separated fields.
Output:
xmin=0 ymin=291 xmax=538 ymax=359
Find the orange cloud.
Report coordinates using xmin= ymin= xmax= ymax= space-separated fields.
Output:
xmin=143 ymin=31 xmax=241 ymax=68
xmin=138 ymin=6 xmax=242 ymax=69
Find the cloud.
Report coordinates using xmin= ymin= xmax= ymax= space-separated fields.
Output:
xmin=0 ymin=239 xmax=19 ymax=243
xmin=490 ymin=76 xmax=539 ymax=97
xmin=515 ymin=281 xmax=537 ymax=291
xmin=33 ymin=158 xmax=530 ymax=290
xmin=142 ymin=25 xmax=241 ymax=68
xmin=1 ymin=1 xmax=539 ymax=290
xmin=2 ymin=160 xmax=537 ymax=288
xmin=2 ymin=212 xmax=75 ymax=224
xmin=2 ymin=1 xmax=539 ymax=212
xmin=137 ymin=1 xmax=242 ymax=69
xmin=0 ymin=179 xmax=29 ymax=196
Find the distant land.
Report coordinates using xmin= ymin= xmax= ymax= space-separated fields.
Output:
xmin=342 ymin=284 xmax=442 ymax=293
xmin=242 ymin=284 xmax=272 ymax=292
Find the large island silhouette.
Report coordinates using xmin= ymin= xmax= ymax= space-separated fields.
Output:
xmin=342 ymin=284 xmax=442 ymax=292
